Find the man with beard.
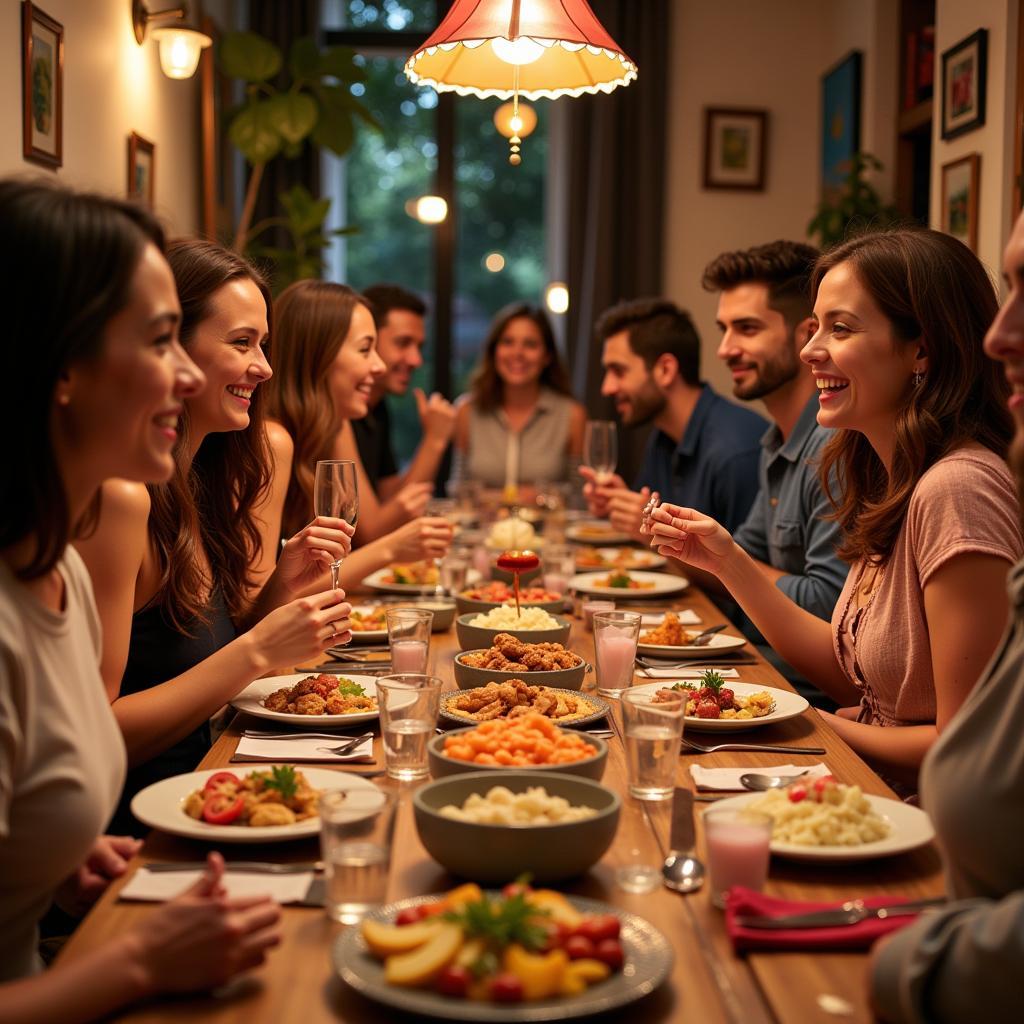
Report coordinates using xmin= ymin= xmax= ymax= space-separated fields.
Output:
xmin=583 ymin=299 xmax=765 ymax=533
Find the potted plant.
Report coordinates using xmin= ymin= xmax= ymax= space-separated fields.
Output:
xmin=807 ymin=153 xmax=899 ymax=248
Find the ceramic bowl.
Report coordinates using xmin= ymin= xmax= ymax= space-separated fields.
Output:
xmin=455 ymin=594 xmax=566 ymax=617
xmin=391 ymin=599 xmax=456 ymax=631
xmin=454 ymin=613 xmax=572 ymax=651
xmin=453 ymin=649 xmax=588 ymax=691
xmin=427 ymin=729 xmax=607 ymax=781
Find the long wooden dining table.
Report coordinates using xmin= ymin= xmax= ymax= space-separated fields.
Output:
xmin=57 ymin=581 xmax=945 ymax=1023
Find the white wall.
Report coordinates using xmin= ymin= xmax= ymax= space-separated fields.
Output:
xmin=0 ymin=0 xmax=200 ymax=235
xmin=931 ymin=0 xmax=1019 ymax=281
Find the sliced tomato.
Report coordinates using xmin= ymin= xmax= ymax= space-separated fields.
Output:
xmin=203 ymin=771 xmax=239 ymax=793
xmin=202 ymin=792 xmax=245 ymax=825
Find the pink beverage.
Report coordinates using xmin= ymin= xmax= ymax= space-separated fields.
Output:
xmin=704 ymin=812 xmax=772 ymax=909
xmin=595 ymin=631 xmax=636 ymax=695
xmin=543 ymin=571 xmax=568 ymax=595
xmin=473 ymin=546 xmax=491 ymax=578
xmin=390 ymin=639 xmax=427 ymax=674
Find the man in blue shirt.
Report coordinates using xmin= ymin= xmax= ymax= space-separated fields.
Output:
xmin=583 ymin=299 xmax=766 ymax=535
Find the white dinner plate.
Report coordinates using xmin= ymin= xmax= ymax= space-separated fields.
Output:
xmin=637 ymin=632 xmax=747 ymax=658
xmin=346 ymin=604 xmax=387 ymax=644
xmin=566 ymin=522 xmax=634 ymax=545
xmin=568 ymin=570 xmax=689 ymax=597
xmin=230 ymin=673 xmax=380 ymax=728
xmin=629 ymin=680 xmax=809 ymax=732
xmin=574 ymin=547 xmax=668 ymax=571
xmin=362 ymin=567 xmax=481 ymax=594
xmin=131 ymin=767 xmax=384 ymax=844
xmin=705 ymin=791 xmax=935 ymax=861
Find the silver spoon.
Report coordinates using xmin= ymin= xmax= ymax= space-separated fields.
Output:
xmin=689 ymin=623 xmax=728 ymax=646
xmin=739 ymin=770 xmax=809 ymax=791
xmin=661 ymin=788 xmax=705 ymax=893
xmin=661 ymin=851 xmax=705 ymax=893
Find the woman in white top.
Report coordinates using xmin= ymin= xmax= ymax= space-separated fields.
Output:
xmin=0 ymin=179 xmax=280 ymax=1020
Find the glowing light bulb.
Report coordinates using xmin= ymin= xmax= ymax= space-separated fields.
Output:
xmin=152 ymin=27 xmax=211 ymax=80
xmin=405 ymin=195 xmax=448 ymax=224
xmin=490 ymin=36 xmax=544 ymax=66
xmin=545 ymin=282 xmax=569 ymax=315
xmin=484 ymin=252 xmax=505 ymax=272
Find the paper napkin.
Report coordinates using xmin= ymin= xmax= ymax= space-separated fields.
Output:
xmin=232 ymin=733 xmax=374 ymax=763
xmin=689 ymin=762 xmax=830 ymax=791
xmin=120 ymin=868 xmax=315 ymax=904
xmin=640 ymin=610 xmax=701 ymax=626
xmin=639 ymin=667 xmax=741 ymax=680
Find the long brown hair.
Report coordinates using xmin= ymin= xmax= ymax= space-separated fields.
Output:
xmin=150 ymin=240 xmax=273 ymax=630
xmin=813 ymin=229 xmax=1012 ymax=564
xmin=470 ymin=303 xmax=572 ymax=411
xmin=265 ymin=280 xmax=367 ymax=537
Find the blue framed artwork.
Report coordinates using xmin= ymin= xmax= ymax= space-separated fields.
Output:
xmin=821 ymin=51 xmax=862 ymax=195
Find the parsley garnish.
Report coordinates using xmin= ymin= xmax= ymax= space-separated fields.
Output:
xmin=699 ymin=670 xmax=725 ymax=692
xmin=608 ymin=571 xmax=631 ymax=588
xmin=263 ymin=765 xmax=298 ymax=800
xmin=669 ymin=682 xmax=697 ymax=693
xmin=444 ymin=891 xmax=549 ymax=953
xmin=336 ymin=677 xmax=366 ymax=697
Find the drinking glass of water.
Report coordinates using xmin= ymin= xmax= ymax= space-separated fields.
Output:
xmin=319 ymin=788 xmax=395 ymax=924
xmin=376 ymin=674 xmax=443 ymax=781
xmin=592 ymin=610 xmax=641 ymax=696
xmin=582 ymin=421 xmax=618 ymax=484
xmin=385 ymin=607 xmax=433 ymax=674
xmin=620 ymin=689 xmax=685 ymax=800
xmin=314 ymin=460 xmax=359 ymax=590
xmin=439 ymin=549 xmax=470 ymax=596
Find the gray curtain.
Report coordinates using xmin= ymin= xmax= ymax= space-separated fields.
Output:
xmin=565 ymin=0 xmax=670 ymax=485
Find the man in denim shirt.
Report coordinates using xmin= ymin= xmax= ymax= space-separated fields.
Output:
xmin=702 ymin=241 xmax=849 ymax=706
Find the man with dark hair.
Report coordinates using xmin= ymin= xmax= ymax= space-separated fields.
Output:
xmin=583 ymin=298 xmax=766 ymax=534
xmin=701 ymin=239 xmax=848 ymax=705
xmin=354 ymin=283 xmax=455 ymax=500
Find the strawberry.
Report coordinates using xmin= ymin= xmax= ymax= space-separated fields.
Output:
xmin=718 ymin=688 xmax=735 ymax=709
xmin=695 ymin=700 xmax=721 ymax=719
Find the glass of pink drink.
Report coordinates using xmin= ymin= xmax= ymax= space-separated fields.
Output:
xmin=386 ymin=608 xmax=433 ymax=675
xmin=593 ymin=610 xmax=642 ymax=696
xmin=703 ymin=808 xmax=773 ymax=909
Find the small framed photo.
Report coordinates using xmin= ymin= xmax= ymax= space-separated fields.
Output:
xmin=21 ymin=2 xmax=63 ymax=169
xmin=821 ymin=51 xmax=862 ymax=195
xmin=127 ymin=133 xmax=156 ymax=208
xmin=702 ymin=108 xmax=768 ymax=191
xmin=941 ymin=153 xmax=980 ymax=251
xmin=941 ymin=29 xmax=987 ymax=140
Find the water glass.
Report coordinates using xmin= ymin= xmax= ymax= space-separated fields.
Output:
xmin=386 ymin=608 xmax=433 ymax=674
xmin=319 ymin=788 xmax=395 ymax=924
xmin=582 ymin=598 xmax=615 ymax=631
xmin=704 ymin=807 xmax=773 ymax=909
xmin=593 ymin=610 xmax=641 ymax=695
xmin=541 ymin=543 xmax=575 ymax=596
xmin=620 ymin=689 xmax=685 ymax=800
xmin=376 ymin=674 xmax=443 ymax=780
xmin=439 ymin=551 xmax=470 ymax=595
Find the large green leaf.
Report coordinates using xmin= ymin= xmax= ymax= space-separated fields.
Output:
xmin=280 ymin=185 xmax=332 ymax=237
xmin=289 ymin=37 xmax=320 ymax=80
xmin=311 ymin=86 xmax=356 ymax=155
xmin=218 ymin=32 xmax=282 ymax=82
xmin=267 ymin=92 xmax=317 ymax=145
xmin=228 ymin=101 xmax=282 ymax=164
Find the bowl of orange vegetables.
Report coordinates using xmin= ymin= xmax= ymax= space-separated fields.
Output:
xmin=427 ymin=714 xmax=607 ymax=781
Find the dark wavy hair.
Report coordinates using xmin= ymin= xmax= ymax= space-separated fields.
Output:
xmin=469 ymin=303 xmax=572 ymax=411
xmin=595 ymin=298 xmax=701 ymax=386
xmin=812 ymin=228 xmax=1012 ymax=564
xmin=152 ymin=240 xmax=273 ymax=630
xmin=265 ymin=280 xmax=368 ymax=537
xmin=361 ymin=282 xmax=427 ymax=328
xmin=0 ymin=178 xmax=164 ymax=580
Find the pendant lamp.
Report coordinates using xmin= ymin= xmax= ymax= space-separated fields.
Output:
xmin=405 ymin=0 xmax=637 ymax=164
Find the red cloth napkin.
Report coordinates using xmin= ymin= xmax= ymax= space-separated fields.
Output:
xmin=725 ymin=887 xmax=922 ymax=952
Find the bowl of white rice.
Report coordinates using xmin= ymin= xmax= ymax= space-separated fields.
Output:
xmin=455 ymin=608 xmax=572 ymax=650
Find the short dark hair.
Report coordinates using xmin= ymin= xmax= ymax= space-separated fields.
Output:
xmin=361 ymin=283 xmax=427 ymax=329
xmin=595 ymin=298 xmax=701 ymax=386
xmin=0 ymin=178 xmax=164 ymax=580
xmin=701 ymin=240 xmax=820 ymax=328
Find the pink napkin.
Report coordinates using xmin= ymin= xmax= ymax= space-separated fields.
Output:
xmin=725 ymin=887 xmax=924 ymax=952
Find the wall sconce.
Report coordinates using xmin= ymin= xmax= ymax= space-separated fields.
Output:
xmin=404 ymin=195 xmax=448 ymax=225
xmin=132 ymin=1 xmax=211 ymax=80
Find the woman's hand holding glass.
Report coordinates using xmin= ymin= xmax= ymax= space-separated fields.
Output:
xmin=248 ymin=588 xmax=353 ymax=667
xmin=314 ymin=460 xmax=359 ymax=591
xmin=644 ymin=501 xmax=738 ymax=577
xmin=389 ymin=517 xmax=454 ymax=564
xmin=276 ymin=516 xmax=355 ymax=596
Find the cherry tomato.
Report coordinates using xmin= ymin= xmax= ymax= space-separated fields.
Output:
xmin=787 ymin=783 xmax=808 ymax=804
xmin=395 ymin=907 xmax=424 ymax=926
xmin=435 ymin=964 xmax=470 ymax=998
xmin=419 ymin=902 xmax=447 ymax=918
xmin=203 ymin=771 xmax=239 ymax=793
xmin=201 ymin=792 xmax=244 ymax=824
xmin=502 ymin=880 xmax=532 ymax=899
xmin=576 ymin=914 xmax=621 ymax=943
xmin=490 ymin=973 xmax=524 ymax=1003
xmin=564 ymin=934 xmax=596 ymax=960
xmin=594 ymin=938 xmax=625 ymax=970
xmin=812 ymin=774 xmax=836 ymax=798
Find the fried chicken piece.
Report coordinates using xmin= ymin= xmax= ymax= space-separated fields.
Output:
xmin=263 ymin=689 xmax=291 ymax=712
xmin=533 ymin=690 xmax=557 ymax=717
xmin=473 ymin=699 xmax=508 ymax=721
xmin=453 ymin=683 xmax=502 ymax=713
xmin=324 ymin=693 xmax=351 ymax=715
xmin=493 ymin=633 xmax=530 ymax=663
xmin=293 ymin=692 xmax=327 ymax=716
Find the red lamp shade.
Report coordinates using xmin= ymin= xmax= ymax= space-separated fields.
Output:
xmin=404 ymin=0 xmax=638 ymax=99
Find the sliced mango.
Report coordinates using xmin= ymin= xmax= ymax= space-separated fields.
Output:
xmin=384 ymin=922 xmax=463 ymax=987
xmin=440 ymin=882 xmax=483 ymax=911
xmin=503 ymin=944 xmax=569 ymax=1000
xmin=567 ymin=958 xmax=612 ymax=983
xmin=526 ymin=889 xmax=584 ymax=929
xmin=361 ymin=917 xmax=443 ymax=958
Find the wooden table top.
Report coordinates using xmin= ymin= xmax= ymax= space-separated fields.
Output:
xmin=57 ymin=584 xmax=944 ymax=1024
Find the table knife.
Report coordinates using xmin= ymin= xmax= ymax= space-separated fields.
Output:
xmin=669 ymin=787 xmax=696 ymax=852
xmin=735 ymin=896 xmax=946 ymax=929
xmin=143 ymin=861 xmax=323 ymax=874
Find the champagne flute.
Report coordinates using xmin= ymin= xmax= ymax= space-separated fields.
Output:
xmin=583 ymin=420 xmax=618 ymax=484
xmin=314 ymin=460 xmax=359 ymax=590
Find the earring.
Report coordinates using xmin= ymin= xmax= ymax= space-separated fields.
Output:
xmin=56 ymin=392 xmax=71 ymax=406
xmin=913 ymin=370 xmax=924 ymax=387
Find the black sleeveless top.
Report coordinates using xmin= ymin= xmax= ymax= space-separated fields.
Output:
xmin=107 ymin=589 xmax=237 ymax=836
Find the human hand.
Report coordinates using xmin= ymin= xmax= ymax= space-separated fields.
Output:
xmin=129 ymin=852 xmax=282 ymax=996
xmin=389 ymin=516 xmax=454 ymax=563
xmin=414 ymin=388 xmax=456 ymax=445
xmin=249 ymin=587 xmax=353 ymax=666
xmin=578 ymin=466 xmax=628 ymax=518
xmin=276 ymin=516 xmax=354 ymax=595
xmin=646 ymin=502 xmax=737 ymax=576
xmin=606 ymin=486 xmax=650 ymax=543
xmin=55 ymin=835 xmax=143 ymax=917
xmin=391 ymin=480 xmax=434 ymax=521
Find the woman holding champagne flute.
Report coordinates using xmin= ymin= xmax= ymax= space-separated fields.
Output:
xmin=77 ymin=241 xmax=354 ymax=834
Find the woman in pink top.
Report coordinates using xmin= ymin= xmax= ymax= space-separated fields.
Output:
xmin=647 ymin=229 xmax=1021 ymax=786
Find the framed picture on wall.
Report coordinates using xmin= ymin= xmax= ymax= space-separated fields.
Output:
xmin=821 ymin=50 xmax=862 ymax=196
xmin=127 ymin=133 xmax=156 ymax=209
xmin=702 ymin=108 xmax=768 ymax=191
xmin=941 ymin=153 xmax=980 ymax=252
xmin=21 ymin=2 xmax=63 ymax=169
xmin=941 ymin=29 xmax=987 ymax=140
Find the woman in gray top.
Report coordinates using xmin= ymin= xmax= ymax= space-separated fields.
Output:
xmin=453 ymin=303 xmax=585 ymax=499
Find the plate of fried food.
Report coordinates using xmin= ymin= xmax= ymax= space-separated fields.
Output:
xmin=573 ymin=547 xmax=667 ymax=571
xmin=637 ymin=611 xmax=746 ymax=656
xmin=455 ymin=635 xmax=588 ymax=690
xmin=568 ymin=570 xmax=689 ymax=597
xmin=344 ymin=604 xmax=389 ymax=642
xmin=566 ymin=521 xmax=634 ymax=545
xmin=631 ymin=674 xmax=808 ymax=731
xmin=440 ymin=680 xmax=610 ymax=728
xmin=231 ymin=672 xmax=380 ymax=728
xmin=132 ymin=765 xmax=384 ymax=842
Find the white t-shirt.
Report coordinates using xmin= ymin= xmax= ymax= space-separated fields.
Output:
xmin=0 ymin=546 xmax=126 ymax=979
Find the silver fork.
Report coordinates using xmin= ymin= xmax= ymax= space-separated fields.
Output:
xmin=681 ymin=737 xmax=826 ymax=755
xmin=315 ymin=733 xmax=374 ymax=756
